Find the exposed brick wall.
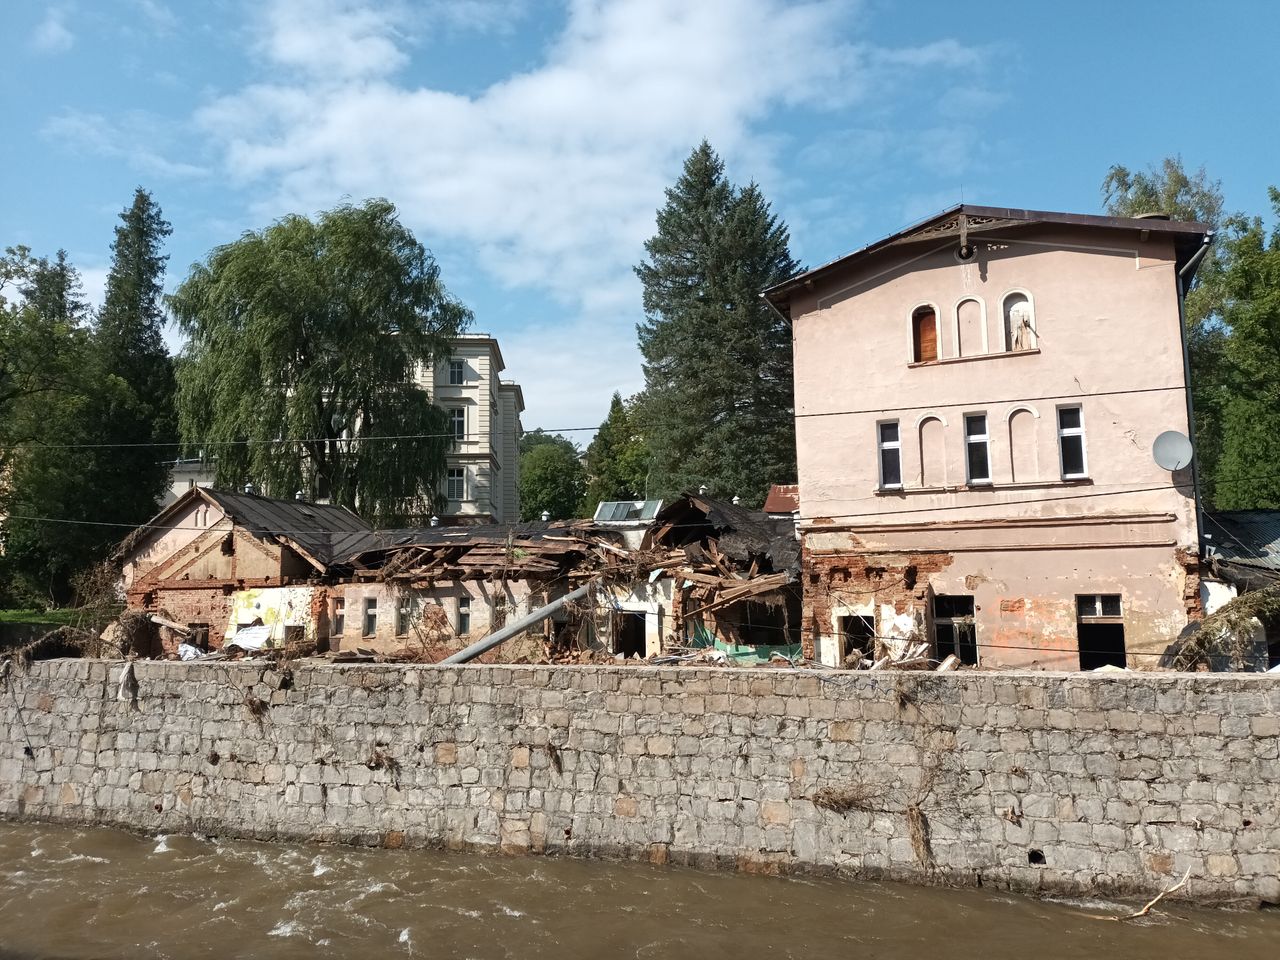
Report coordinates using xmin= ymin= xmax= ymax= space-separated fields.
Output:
xmin=1 ymin=660 xmax=1276 ymax=906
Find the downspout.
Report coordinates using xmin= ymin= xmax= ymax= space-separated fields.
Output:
xmin=441 ymin=582 xmax=594 ymax=664
xmin=1175 ymin=233 xmax=1214 ymax=555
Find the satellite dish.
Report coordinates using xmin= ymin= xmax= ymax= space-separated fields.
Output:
xmin=1153 ymin=430 xmax=1194 ymax=471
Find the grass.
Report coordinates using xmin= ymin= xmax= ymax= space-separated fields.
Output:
xmin=0 ymin=608 xmax=81 ymax=626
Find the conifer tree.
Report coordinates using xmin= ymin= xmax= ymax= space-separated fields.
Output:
xmin=581 ymin=392 xmax=649 ymax=512
xmin=92 ymin=188 xmax=178 ymax=525
xmin=635 ymin=142 xmax=800 ymax=506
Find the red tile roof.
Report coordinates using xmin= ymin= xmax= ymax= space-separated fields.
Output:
xmin=763 ymin=483 xmax=799 ymax=514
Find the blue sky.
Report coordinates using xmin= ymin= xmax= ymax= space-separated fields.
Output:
xmin=4 ymin=0 xmax=1278 ymax=434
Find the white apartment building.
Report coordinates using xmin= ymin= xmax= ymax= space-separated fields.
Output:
xmin=417 ymin=334 xmax=524 ymax=524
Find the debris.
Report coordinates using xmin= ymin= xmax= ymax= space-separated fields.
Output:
xmin=1161 ymin=583 xmax=1280 ymax=671
xmin=1090 ymin=868 xmax=1192 ymax=921
xmin=116 ymin=662 xmax=138 ymax=705
xmin=935 ymin=655 xmax=960 ymax=672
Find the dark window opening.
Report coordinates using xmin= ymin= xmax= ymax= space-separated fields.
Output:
xmin=840 ymin=615 xmax=875 ymax=665
xmin=1077 ymin=593 xmax=1125 ymax=670
xmin=187 ymin=623 xmax=210 ymax=651
xmin=1078 ymin=622 xmax=1126 ymax=670
xmin=614 ymin=612 xmax=646 ymax=658
xmin=965 ymin=413 xmax=991 ymax=485
xmin=331 ymin=598 xmax=345 ymax=636
xmin=912 ymin=307 xmax=938 ymax=362
xmin=362 ymin=597 xmax=377 ymax=638
xmin=934 ymin=594 xmax=977 ymax=665
xmin=879 ymin=421 xmax=902 ymax=489
xmin=1028 ymin=849 xmax=1046 ymax=865
xmin=733 ymin=597 xmax=800 ymax=647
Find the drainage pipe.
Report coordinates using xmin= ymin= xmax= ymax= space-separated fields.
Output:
xmin=441 ymin=583 xmax=594 ymax=664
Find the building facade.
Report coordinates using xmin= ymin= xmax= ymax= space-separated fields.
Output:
xmin=415 ymin=334 xmax=524 ymax=524
xmin=765 ymin=205 xmax=1211 ymax=670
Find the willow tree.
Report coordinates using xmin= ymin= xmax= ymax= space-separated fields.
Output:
xmin=171 ymin=200 xmax=470 ymax=523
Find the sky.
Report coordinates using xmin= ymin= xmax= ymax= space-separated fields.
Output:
xmin=4 ymin=0 xmax=1278 ymax=436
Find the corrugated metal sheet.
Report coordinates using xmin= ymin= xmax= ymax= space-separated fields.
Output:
xmin=200 ymin=489 xmax=369 ymax=566
xmin=763 ymin=484 xmax=799 ymax=515
xmin=1205 ymin=511 xmax=1280 ymax=571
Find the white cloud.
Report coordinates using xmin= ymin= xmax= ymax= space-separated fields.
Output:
xmin=42 ymin=110 xmax=207 ymax=179
xmin=195 ymin=0 xmax=981 ymax=428
xmin=32 ymin=6 xmax=75 ymax=53
xmin=134 ymin=0 xmax=178 ymax=34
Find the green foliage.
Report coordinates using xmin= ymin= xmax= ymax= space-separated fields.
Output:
xmin=520 ymin=428 xmax=579 ymax=457
xmin=519 ymin=442 xmax=585 ymax=521
xmin=171 ymin=199 xmax=470 ymax=524
xmin=0 ymin=248 xmax=112 ymax=605
xmin=1103 ymin=157 xmax=1231 ymax=501
xmin=581 ymin=392 xmax=649 ymax=514
xmin=1212 ymin=188 xmax=1280 ymax=509
xmin=635 ymin=142 xmax=800 ymax=507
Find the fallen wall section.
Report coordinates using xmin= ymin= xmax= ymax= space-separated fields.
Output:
xmin=0 ymin=660 xmax=1276 ymax=905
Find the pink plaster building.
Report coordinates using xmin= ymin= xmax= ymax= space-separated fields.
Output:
xmin=764 ymin=205 xmax=1212 ymax=670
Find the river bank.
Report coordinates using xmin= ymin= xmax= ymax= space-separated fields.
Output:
xmin=2 ymin=822 xmax=1279 ymax=960
xmin=1 ymin=659 xmax=1277 ymax=906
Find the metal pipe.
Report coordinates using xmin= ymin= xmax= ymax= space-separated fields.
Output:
xmin=441 ymin=583 xmax=594 ymax=664
xmin=1175 ymin=232 xmax=1214 ymax=553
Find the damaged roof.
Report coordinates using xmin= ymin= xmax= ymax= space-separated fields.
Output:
xmin=1206 ymin=511 xmax=1280 ymax=573
xmin=763 ymin=484 xmax=800 ymax=515
xmin=646 ymin=491 xmax=800 ymax=578
xmin=763 ymin=203 xmax=1213 ymax=311
xmin=119 ymin=486 xmax=370 ymax=568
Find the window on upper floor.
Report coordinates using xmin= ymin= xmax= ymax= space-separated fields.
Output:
xmin=878 ymin=420 xmax=902 ymax=490
xmin=911 ymin=306 xmax=938 ymax=363
xmin=964 ymin=413 xmax=991 ymax=485
xmin=449 ymin=359 xmax=465 ymax=385
xmin=449 ymin=407 xmax=466 ymax=440
xmin=1057 ymin=405 xmax=1087 ymax=479
xmin=457 ymin=596 xmax=471 ymax=634
xmin=1003 ymin=292 xmax=1036 ymax=351
xmin=918 ymin=416 xmax=946 ymax=487
xmin=447 ymin=467 xmax=466 ymax=501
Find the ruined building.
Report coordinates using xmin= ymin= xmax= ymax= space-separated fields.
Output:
xmin=764 ymin=205 xmax=1211 ymax=670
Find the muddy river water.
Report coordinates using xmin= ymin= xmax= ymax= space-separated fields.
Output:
xmin=0 ymin=823 xmax=1277 ymax=959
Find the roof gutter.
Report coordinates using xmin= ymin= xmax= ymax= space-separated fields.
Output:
xmin=1175 ymin=231 xmax=1214 ymax=555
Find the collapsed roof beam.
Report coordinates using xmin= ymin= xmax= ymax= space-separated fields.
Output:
xmin=440 ymin=581 xmax=594 ymax=665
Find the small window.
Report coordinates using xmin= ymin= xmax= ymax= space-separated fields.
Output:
xmin=965 ymin=413 xmax=991 ymax=485
xmin=396 ymin=595 xmax=419 ymax=636
xmin=934 ymin=595 xmax=977 ymax=665
xmin=878 ymin=421 xmax=902 ymax=490
xmin=449 ymin=360 xmax=465 ymax=385
xmin=912 ymin=306 xmax=938 ymax=363
xmin=362 ymin=597 xmax=377 ymax=637
xmin=447 ymin=467 xmax=465 ymax=501
xmin=331 ymin=597 xmax=345 ymax=636
xmin=449 ymin=408 xmax=466 ymax=440
xmin=457 ymin=597 xmax=471 ymax=634
xmin=1057 ymin=405 xmax=1087 ymax=479
xmin=188 ymin=478 xmax=196 ymax=490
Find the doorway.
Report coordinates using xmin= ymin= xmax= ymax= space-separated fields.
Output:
xmin=1077 ymin=594 xmax=1125 ymax=669
xmin=614 ymin=612 xmax=646 ymax=658
xmin=840 ymin=615 xmax=875 ymax=665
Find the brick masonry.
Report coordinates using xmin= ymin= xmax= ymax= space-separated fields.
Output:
xmin=0 ymin=660 xmax=1277 ymax=905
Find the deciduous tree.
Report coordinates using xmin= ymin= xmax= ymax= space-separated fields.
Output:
xmin=171 ymin=199 xmax=470 ymax=523
xmin=519 ymin=441 xmax=585 ymax=521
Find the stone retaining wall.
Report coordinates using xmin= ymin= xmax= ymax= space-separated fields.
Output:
xmin=1 ymin=660 xmax=1276 ymax=905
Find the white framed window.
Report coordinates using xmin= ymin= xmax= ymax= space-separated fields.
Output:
xmin=449 ymin=407 xmax=466 ymax=440
xmin=877 ymin=420 xmax=902 ymax=489
xmin=449 ymin=359 xmax=465 ymax=385
xmin=447 ymin=467 xmax=465 ymax=501
xmin=362 ymin=597 xmax=377 ymax=637
xmin=457 ymin=596 xmax=471 ymax=634
xmin=1057 ymin=405 xmax=1087 ymax=479
xmin=964 ymin=413 xmax=991 ymax=484
xmin=331 ymin=597 xmax=345 ymax=636
xmin=396 ymin=595 xmax=420 ymax=636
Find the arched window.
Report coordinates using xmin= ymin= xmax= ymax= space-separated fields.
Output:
xmin=917 ymin=415 xmax=947 ymax=487
xmin=911 ymin=305 xmax=938 ymax=363
xmin=1007 ymin=406 xmax=1039 ymax=482
xmin=1003 ymin=292 xmax=1036 ymax=351
xmin=956 ymin=297 xmax=986 ymax=357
